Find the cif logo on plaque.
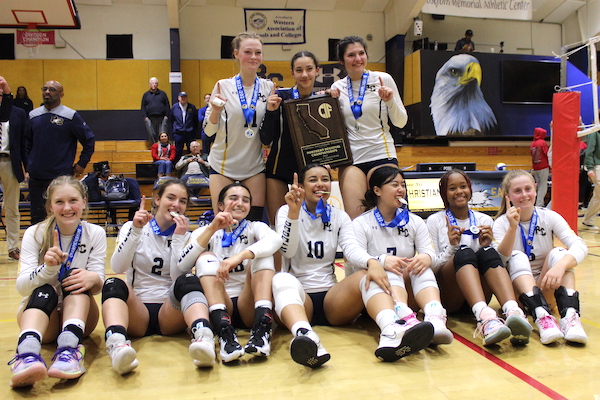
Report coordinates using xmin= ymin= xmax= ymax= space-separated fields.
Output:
xmin=318 ymin=103 xmax=333 ymax=119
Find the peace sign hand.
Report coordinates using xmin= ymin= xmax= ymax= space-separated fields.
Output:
xmin=211 ymin=200 xmax=236 ymax=231
xmin=133 ymin=195 xmax=152 ymax=228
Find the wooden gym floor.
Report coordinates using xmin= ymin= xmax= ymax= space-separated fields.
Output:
xmin=0 ymin=218 xmax=599 ymax=400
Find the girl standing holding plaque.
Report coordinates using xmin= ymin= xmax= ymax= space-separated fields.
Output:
xmin=9 ymin=176 xmax=106 ymax=387
xmin=260 ymin=51 xmax=320 ymax=228
xmin=330 ymin=36 xmax=408 ymax=219
xmin=204 ymin=32 xmax=275 ymax=221
xmin=494 ymin=170 xmax=588 ymax=345
xmin=426 ymin=169 xmax=532 ymax=346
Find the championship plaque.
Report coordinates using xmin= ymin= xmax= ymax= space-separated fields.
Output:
xmin=283 ymin=94 xmax=352 ymax=171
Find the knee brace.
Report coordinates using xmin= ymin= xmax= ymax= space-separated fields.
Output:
xmin=410 ymin=268 xmax=439 ymax=294
xmin=555 ymin=286 xmax=580 ymax=318
xmin=273 ymin=272 xmax=306 ymax=317
xmin=196 ymin=253 xmax=219 ymax=277
xmin=102 ymin=277 xmax=129 ymax=303
xmin=475 ymin=246 xmax=504 ymax=275
xmin=250 ymin=256 xmax=275 ymax=276
xmin=454 ymin=246 xmax=477 ymax=272
xmin=519 ymin=286 xmax=551 ymax=319
xmin=61 ymin=268 xmax=90 ymax=298
xmin=169 ymin=273 xmax=207 ymax=313
xmin=247 ymin=206 xmax=265 ymax=222
xmin=26 ymin=284 xmax=59 ymax=317
xmin=506 ymin=250 xmax=533 ymax=282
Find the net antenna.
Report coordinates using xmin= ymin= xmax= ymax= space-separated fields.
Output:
xmin=554 ymin=36 xmax=600 ymax=138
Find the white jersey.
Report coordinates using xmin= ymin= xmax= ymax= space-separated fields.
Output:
xmin=276 ymin=204 xmax=375 ymax=293
xmin=179 ymin=220 xmax=281 ymax=298
xmin=204 ymin=76 xmax=274 ymax=180
xmin=331 ymin=70 xmax=407 ymax=164
xmin=493 ymin=207 xmax=587 ymax=276
xmin=17 ymin=220 xmax=106 ymax=298
xmin=426 ymin=209 xmax=494 ymax=273
xmin=350 ymin=208 xmax=436 ymax=275
xmin=111 ymin=221 xmax=190 ymax=304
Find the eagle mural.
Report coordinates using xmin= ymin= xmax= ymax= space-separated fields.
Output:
xmin=430 ymin=54 xmax=498 ymax=136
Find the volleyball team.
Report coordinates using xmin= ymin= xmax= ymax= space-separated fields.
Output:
xmin=8 ymin=32 xmax=589 ymax=388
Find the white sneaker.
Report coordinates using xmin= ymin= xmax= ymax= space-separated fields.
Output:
xmin=290 ymin=328 xmax=330 ymax=368
xmin=190 ymin=327 xmax=216 ymax=367
xmin=375 ymin=320 xmax=434 ymax=362
xmin=424 ymin=309 xmax=453 ymax=345
xmin=582 ymin=222 xmax=599 ymax=231
xmin=559 ymin=313 xmax=588 ymax=344
xmin=218 ymin=325 xmax=244 ymax=363
xmin=106 ymin=333 xmax=138 ymax=375
xmin=505 ymin=308 xmax=533 ymax=346
xmin=535 ymin=315 xmax=564 ymax=345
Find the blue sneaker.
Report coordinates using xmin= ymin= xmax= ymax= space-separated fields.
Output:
xmin=8 ymin=353 xmax=47 ymax=388
xmin=47 ymin=345 xmax=86 ymax=379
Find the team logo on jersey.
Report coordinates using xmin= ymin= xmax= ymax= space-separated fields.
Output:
xmin=535 ymin=226 xmax=547 ymax=236
xmin=78 ymin=244 xmax=87 ymax=253
xmin=397 ymin=227 xmax=409 ymax=237
xmin=239 ymin=234 xmax=249 ymax=245
xmin=50 ymin=115 xmax=64 ymax=125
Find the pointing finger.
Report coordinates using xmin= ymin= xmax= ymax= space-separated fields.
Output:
xmin=139 ymin=195 xmax=146 ymax=211
xmin=224 ymin=200 xmax=235 ymax=213
xmin=271 ymin=84 xmax=276 ymax=96
xmin=216 ymin=81 xmax=221 ymax=95
xmin=379 ymin=76 xmax=384 ymax=87
xmin=293 ymin=172 xmax=298 ymax=188
xmin=53 ymin=229 xmax=60 ymax=248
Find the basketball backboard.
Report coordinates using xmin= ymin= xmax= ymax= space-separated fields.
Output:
xmin=0 ymin=0 xmax=81 ymax=29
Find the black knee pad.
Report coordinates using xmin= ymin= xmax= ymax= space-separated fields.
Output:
xmin=247 ymin=206 xmax=264 ymax=222
xmin=555 ymin=286 xmax=580 ymax=318
xmin=453 ymin=247 xmax=477 ymax=272
xmin=26 ymin=284 xmax=59 ymax=317
xmin=475 ymin=246 xmax=504 ymax=274
xmin=102 ymin=277 xmax=129 ymax=303
xmin=173 ymin=273 xmax=203 ymax=302
xmin=61 ymin=269 xmax=90 ymax=298
xmin=519 ymin=286 xmax=551 ymax=319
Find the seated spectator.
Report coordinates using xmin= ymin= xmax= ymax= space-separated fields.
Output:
xmin=175 ymin=141 xmax=209 ymax=181
xmin=151 ymin=132 xmax=176 ymax=177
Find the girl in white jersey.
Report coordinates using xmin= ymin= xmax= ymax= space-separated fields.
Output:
xmin=204 ymin=32 xmax=275 ymax=221
xmin=494 ymin=170 xmax=588 ymax=345
xmin=178 ymin=183 xmax=282 ymax=363
xmin=352 ymin=166 xmax=453 ymax=346
xmin=273 ymin=164 xmax=433 ymax=367
xmin=329 ymin=36 xmax=408 ymax=219
xmin=9 ymin=176 xmax=106 ymax=388
xmin=102 ymin=179 xmax=215 ymax=375
xmin=426 ymin=169 xmax=532 ymax=346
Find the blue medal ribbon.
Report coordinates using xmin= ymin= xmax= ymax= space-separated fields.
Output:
xmin=445 ymin=209 xmax=479 ymax=239
xmin=347 ymin=71 xmax=369 ymax=119
xmin=291 ymin=87 xmax=313 ymax=100
xmin=302 ymin=199 xmax=331 ymax=224
xmin=222 ymin=219 xmax=248 ymax=248
xmin=519 ymin=209 xmax=538 ymax=257
xmin=56 ymin=224 xmax=83 ymax=282
xmin=235 ymin=75 xmax=260 ymax=125
xmin=149 ymin=218 xmax=176 ymax=237
xmin=374 ymin=207 xmax=409 ymax=228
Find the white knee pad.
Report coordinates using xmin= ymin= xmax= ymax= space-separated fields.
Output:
xmin=386 ymin=271 xmax=405 ymax=289
xmin=250 ymin=255 xmax=275 ymax=275
xmin=547 ymin=247 xmax=575 ymax=278
xmin=196 ymin=253 xmax=219 ymax=277
xmin=506 ymin=250 xmax=533 ymax=281
xmin=410 ymin=268 xmax=439 ymax=294
xmin=273 ymin=272 xmax=306 ymax=317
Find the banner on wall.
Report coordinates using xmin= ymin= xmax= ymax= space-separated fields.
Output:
xmin=244 ymin=9 xmax=306 ymax=45
xmin=422 ymin=0 xmax=532 ymax=20
xmin=16 ymin=29 xmax=55 ymax=45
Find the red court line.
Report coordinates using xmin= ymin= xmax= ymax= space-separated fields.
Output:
xmin=453 ymin=332 xmax=568 ymax=400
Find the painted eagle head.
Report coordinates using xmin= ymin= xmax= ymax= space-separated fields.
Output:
xmin=430 ymin=54 xmax=497 ymax=136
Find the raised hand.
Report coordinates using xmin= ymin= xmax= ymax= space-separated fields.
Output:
xmin=446 ymin=215 xmax=463 ymax=246
xmin=44 ymin=230 xmax=67 ymax=268
xmin=284 ymin=173 xmax=305 ymax=218
xmin=211 ymin=199 xmax=236 ymax=231
xmin=211 ymin=81 xmax=227 ymax=111
xmin=266 ymin=84 xmax=282 ymax=111
xmin=505 ymin=195 xmax=521 ymax=228
xmin=378 ymin=76 xmax=393 ymax=102
xmin=133 ymin=195 xmax=152 ymax=228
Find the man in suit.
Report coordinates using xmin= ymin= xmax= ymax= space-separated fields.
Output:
xmin=0 ymin=76 xmax=27 ymax=261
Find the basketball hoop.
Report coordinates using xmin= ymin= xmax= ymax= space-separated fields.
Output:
xmin=20 ymin=24 xmax=42 ymax=58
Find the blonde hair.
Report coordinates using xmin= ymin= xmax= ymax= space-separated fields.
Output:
xmin=36 ymin=176 xmax=88 ymax=261
xmin=495 ymin=169 xmax=535 ymax=218
xmin=231 ymin=31 xmax=262 ymax=56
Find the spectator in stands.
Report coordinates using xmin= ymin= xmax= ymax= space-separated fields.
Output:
xmin=141 ymin=77 xmax=170 ymax=144
xmin=198 ymin=94 xmax=214 ymax=156
xmin=175 ymin=141 xmax=209 ymax=182
xmin=81 ymin=161 xmax=111 ymax=202
xmin=0 ymin=76 xmax=27 ymax=261
xmin=24 ymin=80 xmax=95 ymax=224
xmin=14 ymin=86 xmax=33 ymax=115
xmin=455 ymin=30 xmax=475 ymax=53
xmin=151 ymin=132 xmax=176 ymax=177
xmin=168 ymin=92 xmax=198 ymax=160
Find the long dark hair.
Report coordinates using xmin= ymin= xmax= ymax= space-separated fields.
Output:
xmin=362 ymin=166 xmax=403 ymax=210
xmin=337 ymin=36 xmax=368 ymax=62
xmin=291 ymin=51 xmax=319 ymax=70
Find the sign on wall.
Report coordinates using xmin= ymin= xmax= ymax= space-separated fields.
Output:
xmin=244 ymin=9 xmax=306 ymax=45
xmin=422 ymin=0 xmax=532 ymax=20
